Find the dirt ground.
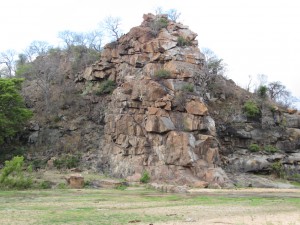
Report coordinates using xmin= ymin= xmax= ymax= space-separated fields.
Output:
xmin=153 ymin=188 xmax=300 ymax=225
xmin=150 ymin=203 xmax=300 ymax=225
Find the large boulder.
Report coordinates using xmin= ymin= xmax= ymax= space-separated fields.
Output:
xmin=66 ymin=174 xmax=84 ymax=189
xmin=185 ymin=100 xmax=208 ymax=116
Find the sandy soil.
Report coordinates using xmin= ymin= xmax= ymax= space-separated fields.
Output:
xmin=144 ymin=188 xmax=300 ymax=225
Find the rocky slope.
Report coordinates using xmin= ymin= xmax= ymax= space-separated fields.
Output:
xmin=21 ymin=13 xmax=300 ymax=188
xmin=206 ymin=76 xmax=300 ymax=187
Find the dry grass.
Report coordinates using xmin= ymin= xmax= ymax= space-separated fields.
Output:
xmin=0 ymin=187 xmax=299 ymax=225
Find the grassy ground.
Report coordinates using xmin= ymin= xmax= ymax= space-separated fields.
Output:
xmin=0 ymin=187 xmax=300 ymax=225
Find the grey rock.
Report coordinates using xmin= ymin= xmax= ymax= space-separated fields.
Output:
xmin=28 ymin=131 xmax=39 ymax=143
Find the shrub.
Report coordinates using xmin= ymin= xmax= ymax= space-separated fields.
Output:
xmin=53 ymin=154 xmax=80 ymax=169
xmin=177 ymin=36 xmax=191 ymax=47
xmin=257 ymin=85 xmax=268 ymax=98
xmin=243 ymin=101 xmax=260 ymax=118
xmin=154 ymin=69 xmax=171 ymax=79
xmin=158 ymin=18 xmax=169 ymax=28
xmin=264 ymin=145 xmax=278 ymax=153
xmin=96 ymin=80 xmax=116 ymax=95
xmin=115 ymin=184 xmax=127 ymax=190
xmin=70 ymin=45 xmax=100 ymax=74
xmin=173 ymin=92 xmax=186 ymax=111
xmin=15 ymin=63 xmax=32 ymax=77
xmin=81 ymin=81 xmax=94 ymax=96
xmin=0 ymin=156 xmax=32 ymax=189
xmin=181 ymin=83 xmax=194 ymax=92
xmin=57 ymin=182 xmax=67 ymax=189
xmin=140 ymin=171 xmax=150 ymax=183
xmin=38 ymin=180 xmax=52 ymax=189
xmin=150 ymin=18 xmax=169 ymax=36
xmin=248 ymin=143 xmax=260 ymax=152
xmin=271 ymin=161 xmax=284 ymax=178
xmin=31 ymin=159 xmax=47 ymax=170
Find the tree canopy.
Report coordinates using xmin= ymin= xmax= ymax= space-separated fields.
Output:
xmin=0 ymin=78 xmax=32 ymax=145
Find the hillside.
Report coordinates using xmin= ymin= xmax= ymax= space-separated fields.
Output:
xmin=4 ymin=13 xmax=300 ymax=188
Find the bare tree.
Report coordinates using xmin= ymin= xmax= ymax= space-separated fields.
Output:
xmin=25 ymin=41 xmax=51 ymax=62
xmin=201 ymin=48 xmax=226 ymax=76
xmin=167 ymin=9 xmax=181 ymax=22
xmin=0 ymin=49 xmax=17 ymax=77
xmin=31 ymin=54 xmax=60 ymax=114
xmin=85 ymin=30 xmax=103 ymax=52
xmin=154 ymin=7 xmax=164 ymax=15
xmin=245 ymin=75 xmax=253 ymax=92
xmin=58 ymin=29 xmax=103 ymax=52
xmin=257 ymin=74 xmax=268 ymax=86
xmin=58 ymin=30 xmax=78 ymax=49
xmin=268 ymin=81 xmax=291 ymax=104
xmin=102 ymin=16 xmax=122 ymax=40
xmin=0 ymin=67 xmax=10 ymax=78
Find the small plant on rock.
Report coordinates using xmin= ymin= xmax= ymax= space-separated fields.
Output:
xmin=181 ymin=83 xmax=194 ymax=92
xmin=154 ymin=69 xmax=171 ymax=79
xmin=150 ymin=18 xmax=169 ymax=36
xmin=257 ymin=85 xmax=268 ymax=99
xmin=248 ymin=143 xmax=260 ymax=152
xmin=96 ymin=80 xmax=116 ymax=95
xmin=140 ymin=171 xmax=150 ymax=183
xmin=271 ymin=161 xmax=284 ymax=178
xmin=177 ymin=36 xmax=191 ymax=47
xmin=243 ymin=101 xmax=260 ymax=118
xmin=264 ymin=145 xmax=278 ymax=153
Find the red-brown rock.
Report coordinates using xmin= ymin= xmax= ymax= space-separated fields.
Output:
xmin=185 ymin=100 xmax=208 ymax=115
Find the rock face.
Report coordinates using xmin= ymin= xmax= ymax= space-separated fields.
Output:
xmin=213 ymin=95 xmax=300 ymax=182
xmin=21 ymin=13 xmax=300 ymax=188
xmin=81 ymin=14 xmax=229 ymax=186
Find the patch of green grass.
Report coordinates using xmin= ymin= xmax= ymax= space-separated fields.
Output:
xmin=38 ymin=180 xmax=52 ymax=189
xmin=290 ymin=181 xmax=300 ymax=187
xmin=0 ymin=188 xmax=299 ymax=224
xmin=57 ymin=183 xmax=68 ymax=189
xmin=115 ymin=184 xmax=127 ymax=190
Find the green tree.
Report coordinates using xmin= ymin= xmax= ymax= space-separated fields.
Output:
xmin=0 ymin=78 xmax=32 ymax=145
xmin=0 ymin=156 xmax=32 ymax=189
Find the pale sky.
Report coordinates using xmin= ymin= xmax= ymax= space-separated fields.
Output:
xmin=1 ymin=0 xmax=300 ymax=107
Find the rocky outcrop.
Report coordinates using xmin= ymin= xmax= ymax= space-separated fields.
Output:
xmin=214 ymin=94 xmax=300 ymax=181
xmin=79 ymin=14 xmax=229 ymax=186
